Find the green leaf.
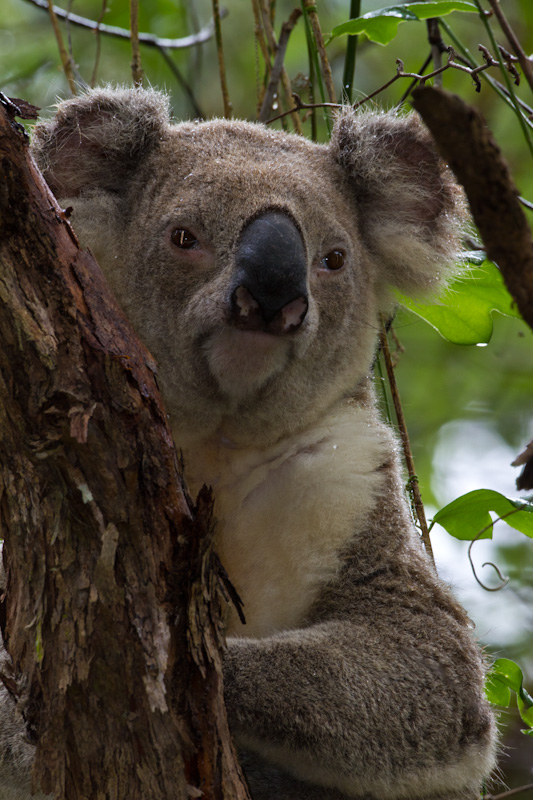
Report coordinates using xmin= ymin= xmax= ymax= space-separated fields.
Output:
xmin=485 ymin=671 xmax=511 ymax=707
xmin=396 ymin=258 xmax=521 ymax=345
xmin=433 ymin=489 xmax=533 ymax=541
xmin=486 ymin=659 xmax=533 ymax=730
xmin=330 ymin=2 xmax=477 ymax=46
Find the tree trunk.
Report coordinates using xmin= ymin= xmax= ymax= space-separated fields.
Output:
xmin=0 ymin=95 xmax=249 ymax=800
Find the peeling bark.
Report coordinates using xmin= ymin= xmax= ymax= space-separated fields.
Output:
xmin=0 ymin=98 xmax=249 ymax=799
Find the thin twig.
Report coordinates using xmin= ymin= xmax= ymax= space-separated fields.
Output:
xmin=266 ymin=93 xmax=341 ymax=125
xmin=302 ymin=0 xmax=336 ymax=103
xmin=426 ymin=18 xmax=445 ymax=86
xmin=157 ymin=48 xmax=205 ymax=118
xmin=486 ymin=784 xmax=533 ymax=800
xmin=440 ymin=18 xmax=533 ymax=131
xmin=279 ymin=60 xmax=303 ymax=134
xmin=46 ymin=0 xmax=77 ymax=94
xmin=212 ymin=0 xmax=232 ymax=118
xmin=267 ymin=47 xmax=506 ymax=125
xmin=379 ymin=319 xmax=435 ymax=567
xmin=259 ymin=9 xmax=302 ymax=122
xmin=487 ymin=0 xmax=533 ymax=94
xmin=251 ymin=0 xmax=271 ymax=115
xmin=23 ymin=0 xmax=222 ymax=50
xmin=90 ymin=0 xmax=108 ymax=87
xmin=473 ymin=0 xmax=533 ymax=160
xmin=256 ymin=0 xmax=302 ymax=133
xmin=397 ymin=51 xmax=433 ymax=106
xmin=129 ymin=0 xmax=143 ymax=87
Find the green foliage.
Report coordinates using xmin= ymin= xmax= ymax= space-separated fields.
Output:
xmin=486 ymin=658 xmax=533 ymax=734
xmin=330 ymin=2 xmax=478 ymax=46
xmin=396 ymin=257 xmax=522 ymax=345
xmin=432 ymin=489 xmax=533 ymax=540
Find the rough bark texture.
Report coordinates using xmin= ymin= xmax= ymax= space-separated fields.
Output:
xmin=412 ymin=85 xmax=533 ymax=334
xmin=0 ymin=96 xmax=249 ymax=800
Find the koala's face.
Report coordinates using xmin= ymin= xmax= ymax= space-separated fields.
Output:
xmin=110 ymin=126 xmax=380 ymax=445
xmin=32 ymin=89 xmax=463 ymax=447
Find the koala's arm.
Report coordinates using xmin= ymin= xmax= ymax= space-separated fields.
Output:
xmin=224 ymin=554 xmax=496 ymax=800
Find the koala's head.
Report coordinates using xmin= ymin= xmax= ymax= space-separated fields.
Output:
xmin=31 ymin=88 xmax=464 ymax=447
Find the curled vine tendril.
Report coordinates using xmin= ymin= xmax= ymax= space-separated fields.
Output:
xmin=467 ymin=515 xmax=514 ymax=592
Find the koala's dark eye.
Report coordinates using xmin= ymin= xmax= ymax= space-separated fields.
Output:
xmin=321 ymin=250 xmax=345 ymax=271
xmin=171 ymin=228 xmax=199 ymax=249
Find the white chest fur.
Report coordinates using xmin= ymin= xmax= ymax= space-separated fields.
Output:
xmin=180 ymin=402 xmax=395 ymax=638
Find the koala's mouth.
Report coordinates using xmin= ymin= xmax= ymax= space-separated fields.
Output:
xmin=203 ymin=326 xmax=291 ymax=400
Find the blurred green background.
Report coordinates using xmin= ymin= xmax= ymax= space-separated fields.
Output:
xmin=1 ymin=0 xmax=532 ymax=790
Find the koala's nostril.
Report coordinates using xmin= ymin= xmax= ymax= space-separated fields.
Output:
xmin=231 ymin=285 xmax=264 ymax=331
xmin=269 ymin=295 xmax=308 ymax=335
xmin=231 ymin=285 xmax=308 ymax=334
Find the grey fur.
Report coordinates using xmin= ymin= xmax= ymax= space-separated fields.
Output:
xmin=0 ymin=87 xmax=495 ymax=799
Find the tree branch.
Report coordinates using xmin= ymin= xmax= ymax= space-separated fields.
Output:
xmin=23 ymin=0 xmax=224 ymax=50
xmin=412 ymin=85 xmax=533 ymax=334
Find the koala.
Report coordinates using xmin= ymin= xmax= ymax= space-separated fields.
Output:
xmin=0 ymin=87 xmax=496 ymax=800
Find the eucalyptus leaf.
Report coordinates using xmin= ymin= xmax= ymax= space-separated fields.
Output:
xmin=486 ymin=659 xmax=533 ymax=730
xmin=485 ymin=671 xmax=511 ymax=707
xmin=330 ymin=2 xmax=477 ymax=46
xmin=433 ymin=489 xmax=533 ymax=541
xmin=396 ymin=259 xmax=521 ymax=345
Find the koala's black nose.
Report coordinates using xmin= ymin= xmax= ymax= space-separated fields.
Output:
xmin=231 ymin=211 xmax=308 ymax=334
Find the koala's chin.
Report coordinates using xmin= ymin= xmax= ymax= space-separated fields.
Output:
xmin=204 ymin=328 xmax=291 ymax=399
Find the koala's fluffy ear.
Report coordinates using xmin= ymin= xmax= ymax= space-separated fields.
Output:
xmin=31 ymin=87 xmax=170 ymax=197
xmin=330 ymin=109 xmax=466 ymax=294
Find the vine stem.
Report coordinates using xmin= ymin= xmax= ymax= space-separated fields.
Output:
xmin=379 ymin=318 xmax=435 ymax=567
